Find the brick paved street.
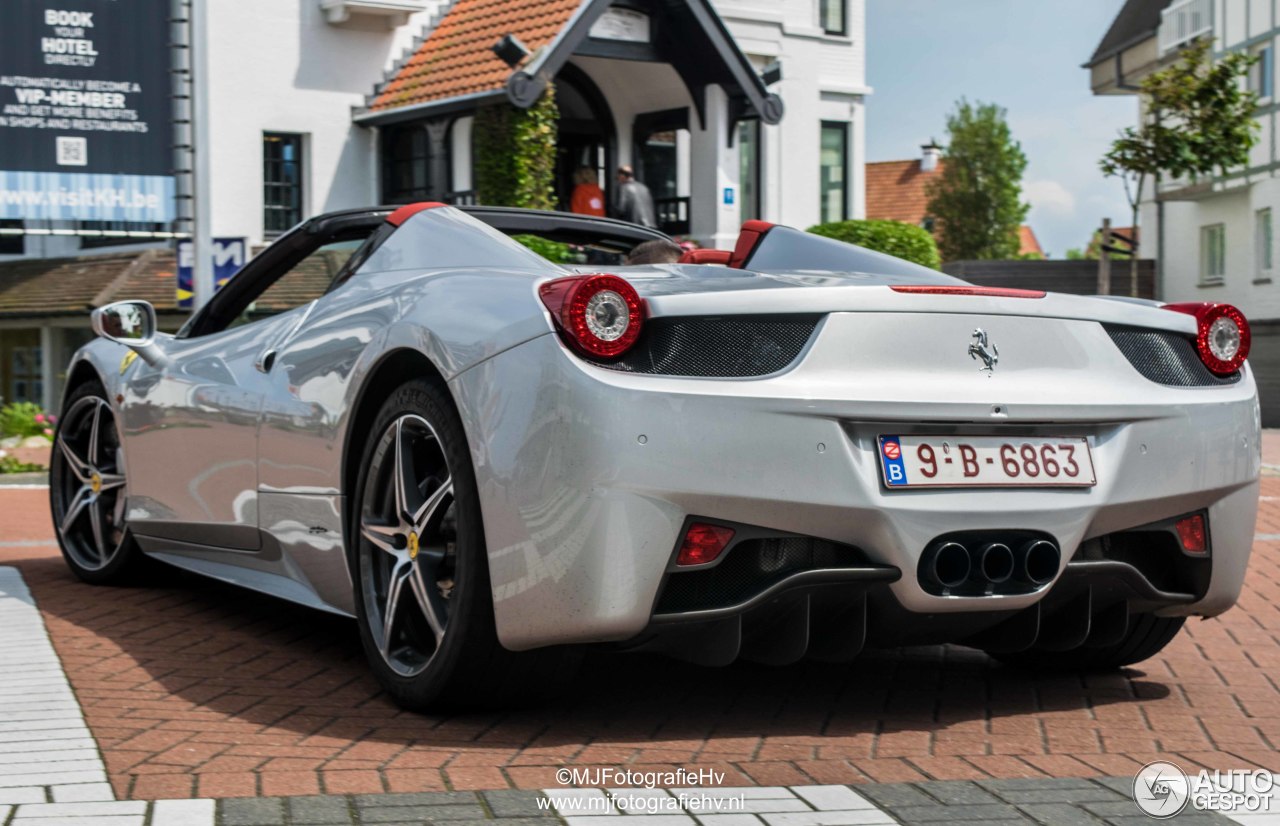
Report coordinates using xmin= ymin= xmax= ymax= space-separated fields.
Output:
xmin=1 ymin=463 xmax=1279 ymax=815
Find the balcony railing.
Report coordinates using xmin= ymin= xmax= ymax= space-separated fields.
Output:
xmin=1159 ymin=0 xmax=1213 ymax=55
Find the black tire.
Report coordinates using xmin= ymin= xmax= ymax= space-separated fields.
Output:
xmin=49 ymin=381 xmax=149 ymax=584
xmin=350 ymin=378 xmax=580 ymax=711
xmin=989 ymin=613 xmax=1185 ymax=671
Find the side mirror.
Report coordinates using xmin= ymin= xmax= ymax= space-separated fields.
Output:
xmin=91 ymin=301 xmax=167 ymax=367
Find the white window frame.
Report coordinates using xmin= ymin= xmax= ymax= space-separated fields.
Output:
xmin=1251 ymin=45 xmax=1274 ymax=102
xmin=1257 ymin=207 xmax=1274 ymax=282
xmin=1200 ymin=223 xmax=1226 ymax=286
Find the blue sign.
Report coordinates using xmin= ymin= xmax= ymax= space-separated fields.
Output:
xmin=0 ymin=171 xmax=174 ymax=222
xmin=0 ymin=0 xmax=175 ymax=222
xmin=176 ymin=238 xmax=248 ymax=309
xmin=723 ymin=187 xmax=735 ymax=206
xmin=880 ymin=436 xmax=908 ymax=487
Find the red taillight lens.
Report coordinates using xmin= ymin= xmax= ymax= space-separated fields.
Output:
xmin=538 ymin=274 xmax=645 ymax=359
xmin=677 ymin=523 xmax=736 ymax=566
xmin=890 ymin=285 xmax=1046 ymax=298
xmin=1175 ymin=514 xmax=1207 ymax=554
xmin=1163 ymin=302 xmax=1251 ymax=376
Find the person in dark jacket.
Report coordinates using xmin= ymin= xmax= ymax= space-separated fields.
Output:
xmin=614 ymin=165 xmax=657 ymax=228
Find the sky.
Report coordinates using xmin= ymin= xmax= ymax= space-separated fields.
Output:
xmin=865 ymin=0 xmax=1136 ymax=257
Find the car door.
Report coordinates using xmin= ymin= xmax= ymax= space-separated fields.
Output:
xmin=119 ymin=221 xmax=374 ymax=552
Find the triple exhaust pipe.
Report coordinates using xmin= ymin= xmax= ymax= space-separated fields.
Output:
xmin=924 ymin=537 xmax=1060 ymax=591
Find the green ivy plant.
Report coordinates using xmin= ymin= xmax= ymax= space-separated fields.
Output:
xmin=807 ymin=219 xmax=942 ymax=270
xmin=474 ymin=83 xmax=559 ymax=210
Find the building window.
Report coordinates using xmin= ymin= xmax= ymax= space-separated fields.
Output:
xmin=1252 ymin=45 xmax=1274 ymax=99
xmin=1 ymin=331 xmax=42 ymax=405
xmin=738 ymin=120 xmax=761 ymax=224
xmin=0 ymin=220 xmax=22 ymax=255
xmin=819 ymin=0 xmax=846 ymax=35
xmin=78 ymin=221 xmax=169 ymax=249
xmin=1201 ymin=223 xmax=1226 ymax=284
xmin=383 ymin=125 xmax=431 ymax=204
xmin=820 ymin=122 xmax=849 ymax=224
xmin=1257 ymin=208 xmax=1273 ymax=277
xmin=263 ymin=133 xmax=305 ymax=236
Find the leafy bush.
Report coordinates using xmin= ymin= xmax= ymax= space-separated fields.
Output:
xmin=806 ymin=219 xmax=942 ymax=270
xmin=514 ymin=234 xmax=576 ymax=264
xmin=0 ymin=402 xmax=55 ymax=439
xmin=0 ymin=455 xmax=44 ymax=474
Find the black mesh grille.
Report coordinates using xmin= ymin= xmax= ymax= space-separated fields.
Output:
xmin=1104 ymin=324 xmax=1240 ymax=386
xmin=592 ymin=315 xmax=822 ymax=377
xmin=655 ymin=537 xmax=865 ymax=614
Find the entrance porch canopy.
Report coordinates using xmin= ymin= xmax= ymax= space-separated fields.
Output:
xmin=354 ymin=0 xmax=783 ymax=130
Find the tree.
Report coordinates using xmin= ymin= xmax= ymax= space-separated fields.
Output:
xmin=1101 ymin=40 xmax=1259 ymax=296
xmin=925 ymin=100 xmax=1030 ymax=261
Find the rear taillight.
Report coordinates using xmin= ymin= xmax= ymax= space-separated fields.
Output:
xmin=538 ymin=274 xmax=645 ymax=359
xmin=677 ymin=523 xmax=735 ymax=566
xmin=1175 ymin=514 xmax=1208 ymax=554
xmin=1163 ymin=302 xmax=1250 ymax=376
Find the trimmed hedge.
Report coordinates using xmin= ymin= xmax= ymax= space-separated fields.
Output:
xmin=806 ymin=219 xmax=942 ymax=270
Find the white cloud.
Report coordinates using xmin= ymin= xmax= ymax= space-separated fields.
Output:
xmin=1024 ymin=179 xmax=1077 ymax=218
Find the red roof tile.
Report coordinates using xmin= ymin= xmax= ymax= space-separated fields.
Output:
xmin=1018 ymin=225 xmax=1043 ymax=257
xmin=0 ymin=243 xmax=346 ymax=323
xmin=865 ymin=158 xmax=941 ymax=226
xmin=0 ymin=252 xmax=140 ymax=319
xmin=370 ymin=0 xmax=583 ymax=112
xmin=867 ymin=157 xmax=1043 ymax=257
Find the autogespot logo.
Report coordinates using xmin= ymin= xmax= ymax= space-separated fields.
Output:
xmin=1134 ymin=761 xmax=1191 ymax=818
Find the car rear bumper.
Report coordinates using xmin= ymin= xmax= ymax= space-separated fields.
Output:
xmin=449 ymin=318 xmax=1260 ymax=652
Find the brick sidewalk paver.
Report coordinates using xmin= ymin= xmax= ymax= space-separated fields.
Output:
xmin=2 ymin=476 xmax=1279 ymax=802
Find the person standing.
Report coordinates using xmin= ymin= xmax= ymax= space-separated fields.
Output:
xmin=614 ymin=165 xmax=657 ymax=228
xmin=569 ymin=166 xmax=606 ymax=217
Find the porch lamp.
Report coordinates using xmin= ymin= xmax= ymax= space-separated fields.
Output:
xmin=761 ymin=61 xmax=783 ymax=87
xmin=493 ymin=34 xmax=531 ymax=68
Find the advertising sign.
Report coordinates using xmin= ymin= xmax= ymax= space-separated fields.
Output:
xmin=176 ymin=238 xmax=248 ymax=309
xmin=0 ymin=0 xmax=175 ymax=223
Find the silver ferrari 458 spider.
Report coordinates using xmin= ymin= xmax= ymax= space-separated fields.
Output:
xmin=51 ymin=203 xmax=1260 ymax=709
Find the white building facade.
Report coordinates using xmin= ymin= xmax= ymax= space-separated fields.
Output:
xmin=1089 ymin=0 xmax=1280 ymax=421
xmin=1 ymin=0 xmax=868 ymax=258
xmin=0 ymin=0 xmax=868 ymax=412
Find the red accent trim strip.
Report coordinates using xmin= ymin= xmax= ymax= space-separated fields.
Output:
xmin=678 ymin=249 xmax=733 ymax=265
xmin=890 ymin=285 xmax=1047 ymax=298
xmin=386 ymin=202 xmax=447 ymax=226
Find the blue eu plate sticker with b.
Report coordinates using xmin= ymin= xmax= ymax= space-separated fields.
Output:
xmin=880 ymin=436 xmax=907 ymax=486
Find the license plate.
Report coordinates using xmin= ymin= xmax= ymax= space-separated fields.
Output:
xmin=878 ymin=435 xmax=1096 ymax=489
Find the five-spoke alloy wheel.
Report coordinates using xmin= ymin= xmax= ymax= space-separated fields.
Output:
xmin=351 ymin=378 xmax=579 ymax=710
xmin=50 ymin=383 xmax=144 ymax=582
xmin=359 ymin=413 xmax=457 ymax=676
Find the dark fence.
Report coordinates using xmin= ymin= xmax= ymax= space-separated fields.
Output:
xmin=942 ymin=259 xmax=1155 ymax=299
